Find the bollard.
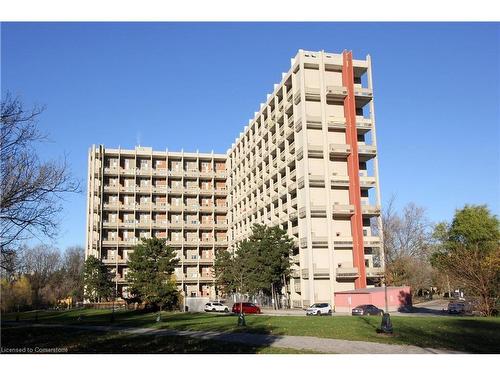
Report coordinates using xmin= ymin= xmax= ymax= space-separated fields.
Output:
xmin=379 ymin=313 xmax=393 ymax=334
xmin=237 ymin=313 xmax=246 ymax=327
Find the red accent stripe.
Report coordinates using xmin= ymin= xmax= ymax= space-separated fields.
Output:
xmin=342 ymin=51 xmax=367 ymax=289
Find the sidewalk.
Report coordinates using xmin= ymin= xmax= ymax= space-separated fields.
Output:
xmin=13 ymin=322 xmax=464 ymax=354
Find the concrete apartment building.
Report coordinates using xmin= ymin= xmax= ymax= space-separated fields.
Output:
xmin=86 ymin=147 xmax=228 ymax=299
xmin=85 ymin=49 xmax=384 ymax=308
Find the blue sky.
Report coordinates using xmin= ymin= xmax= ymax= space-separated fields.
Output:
xmin=2 ymin=22 xmax=499 ymax=250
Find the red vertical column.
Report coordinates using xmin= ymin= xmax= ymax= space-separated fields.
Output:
xmin=342 ymin=51 xmax=366 ymax=289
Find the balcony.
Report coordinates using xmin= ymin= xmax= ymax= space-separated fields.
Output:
xmin=136 ymin=221 xmax=151 ymax=228
xmin=104 ymin=167 xmax=119 ymax=175
xmin=364 ymin=236 xmax=381 ymax=247
xmin=215 ymin=205 xmax=228 ymax=213
xmin=121 ymin=168 xmax=135 ymax=176
xmin=153 ymin=202 xmax=168 ymax=210
xmin=152 ymin=186 xmax=168 ymax=193
xmin=103 ymin=185 xmax=119 ymax=192
xmin=311 ymin=235 xmax=328 ymax=247
xmin=307 ymin=144 xmax=323 ymax=158
xmin=357 ymin=144 xmax=377 ymax=161
xmin=103 ymin=203 xmax=120 ymax=211
xmin=136 ymin=186 xmax=151 ymax=193
xmin=153 ymin=220 xmax=167 ymax=228
xmin=120 ymin=203 xmax=136 ymax=211
xmin=102 ymin=257 xmax=126 ymax=265
xmin=199 ymin=188 xmax=215 ymax=195
xmin=290 ymin=269 xmax=300 ymax=278
xmin=326 ymin=85 xmax=348 ymax=100
xmin=332 ymin=204 xmax=355 ymax=217
xmin=120 ymin=186 xmax=135 ymax=193
xmin=169 ymin=204 xmax=183 ymax=212
xmin=327 ymin=116 xmax=347 ymax=130
xmin=168 ymin=187 xmax=184 ymax=194
xmin=136 ymin=168 xmax=152 ymax=176
xmin=306 ymin=115 xmax=322 ymax=130
xmin=298 ymin=206 xmax=306 ymax=219
xmin=353 ymin=85 xmax=373 ymax=106
xmin=361 ymin=205 xmax=381 ymax=217
xmin=366 ymin=267 xmax=384 ymax=278
xmin=299 ymin=237 xmax=307 ymax=248
xmin=308 ymin=175 xmax=325 ymax=187
xmin=304 ymin=86 xmax=320 ymax=101
xmin=119 ymin=238 xmax=140 ymax=246
xmin=199 ymin=221 xmax=213 ymax=229
xmin=199 ymin=257 xmax=214 ymax=265
xmin=136 ymin=203 xmax=151 ymax=211
xmin=331 ymin=175 xmax=350 ymax=187
xmin=333 ymin=237 xmax=354 ymax=248
xmin=329 ymin=143 xmax=351 ymax=157
xmin=185 ymin=204 xmax=199 ymax=212
xmin=184 ymin=187 xmax=200 ymax=195
xmin=310 ymin=204 xmax=327 ymax=217
xmin=102 ymin=220 xmax=118 ymax=228
xmin=120 ymin=220 xmax=135 ymax=228
xmin=313 ymin=268 xmax=330 ymax=279
xmin=168 ymin=169 xmax=184 ymax=177
xmin=294 ymin=282 xmax=301 ymax=293
xmin=152 ymin=168 xmax=167 ymax=176
xmin=356 ymin=116 xmax=372 ymax=133
xmin=336 ymin=267 xmax=359 ymax=280
xmin=359 ymin=176 xmax=376 ymax=188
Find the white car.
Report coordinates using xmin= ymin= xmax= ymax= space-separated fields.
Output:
xmin=306 ymin=303 xmax=333 ymax=316
xmin=204 ymin=302 xmax=229 ymax=313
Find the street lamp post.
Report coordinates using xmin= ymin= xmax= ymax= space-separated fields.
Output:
xmin=379 ymin=276 xmax=393 ymax=334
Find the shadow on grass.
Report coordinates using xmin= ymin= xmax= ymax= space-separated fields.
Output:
xmin=1 ymin=320 xmax=283 ymax=354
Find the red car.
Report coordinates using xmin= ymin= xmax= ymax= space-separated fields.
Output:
xmin=231 ymin=302 xmax=261 ymax=314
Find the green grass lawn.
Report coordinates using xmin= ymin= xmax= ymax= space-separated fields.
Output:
xmin=1 ymin=325 xmax=317 ymax=354
xmin=2 ymin=309 xmax=500 ymax=353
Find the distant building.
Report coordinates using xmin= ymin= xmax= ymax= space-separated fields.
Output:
xmin=86 ymin=50 xmax=384 ymax=309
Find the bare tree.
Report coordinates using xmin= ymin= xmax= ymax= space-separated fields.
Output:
xmin=1 ymin=93 xmax=80 ymax=261
xmin=18 ymin=244 xmax=62 ymax=307
xmin=379 ymin=196 xmax=434 ymax=295
xmin=382 ymin=196 xmax=432 ymax=264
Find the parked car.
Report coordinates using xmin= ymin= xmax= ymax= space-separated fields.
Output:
xmin=352 ymin=304 xmax=384 ymax=316
xmin=447 ymin=301 xmax=466 ymax=314
xmin=231 ymin=302 xmax=261 ymax=314
xmin=204 ymin=302 xmax=229 ymax=313
xmin=306 ymin=303 xmax=332 ymax=316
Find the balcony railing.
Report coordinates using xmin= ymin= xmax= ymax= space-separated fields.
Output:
xmin=364 ymin=236 xmax=381 ymax=247
xmin=329 ymin=144 xmax=351 ymax=156
xmin=332 ymin=204 xmax=355 ymax=216
xmin=327 ymin=116 xmax=347 ymax=130
xmin=333 ymin=237 xmax=354 ymax=248
xmin=361 ymin=205 xmax=381 ymax=217
xmin=331 ymin=175 xmax=350 ymax=187
xmin=366 ymin=267 xmax=384 ymax=278
xmin=326 ymin=85 xmax=348 ymax=99
xmin=336 ymin=267 xmax=359 ymax=279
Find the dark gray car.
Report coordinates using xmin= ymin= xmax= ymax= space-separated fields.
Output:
xmin=352 ymin=304 xmax=384 ymax=316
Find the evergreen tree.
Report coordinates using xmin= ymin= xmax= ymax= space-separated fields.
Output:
xmin=214 ymin=224 xmax=293 ymax=308
xmin=126 ymin=238 xmax=180 ymax=310
xmin=83 ymin=255 xmax=114 ymax=303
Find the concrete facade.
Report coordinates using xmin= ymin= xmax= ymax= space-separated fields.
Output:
xmin=86 ymin=146 xmax=228 ymax=299
xmin=85 ymin=49 xmax=384 ymax=309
